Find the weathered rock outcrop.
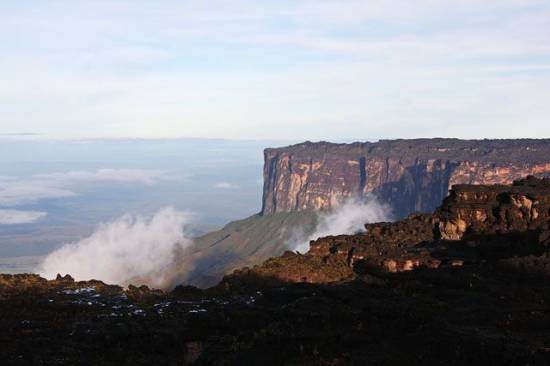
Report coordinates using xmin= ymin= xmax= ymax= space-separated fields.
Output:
xmin=262 ymin=139 xmax=550 ymax=218
xmin=242 ymin=177 xmax=550 ymax=283
xmin=165 ymin=139 xmax=550 ymax=289
xmin=3 ymin=178 xmax=550 ymax=365
xmin=437 ymin=175 xmax=550 ymax=240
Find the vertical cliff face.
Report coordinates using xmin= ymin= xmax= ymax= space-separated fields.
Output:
xmin=262 ymin=139 xmax=550 ymax=218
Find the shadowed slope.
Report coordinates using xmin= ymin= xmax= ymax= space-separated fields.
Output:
xmin=163 ymin=211 xmax=318 ymax=288
xmin=2 ymin=178 xmax=550 ymax=364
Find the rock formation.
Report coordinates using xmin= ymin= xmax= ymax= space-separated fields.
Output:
xmin=262 ymin=139 xmax=550 ymax=218
xmin=169 ymin=139 xmax=550 ymax=289
xmin=238 ymin=176 xmax=550 ymax=284
xmin=2 ymin=178 xmax=550 ymax=364
xmin=437 ymin=175 xmax=550 ymax=240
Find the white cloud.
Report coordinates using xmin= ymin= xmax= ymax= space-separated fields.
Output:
xmin=0 ymin=168 xmax=178 ymax=206
xmin=38 ymin=207 xmax=192 ymax=288
xmin=0 ymin=1 xmax=549 ymax=139
xmin=290 ymin=197 xmax=392 ymax=253
xmin=35 ymin=168 xmax=174 ymax=186
xmin=214 ymin=182 xmax=240 ymax=189
xmin=0 ymin=182 xmax=76 ymax=206
xmin=0 ymin=209 xmax=47 ymax=224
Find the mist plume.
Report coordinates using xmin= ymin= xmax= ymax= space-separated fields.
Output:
xmin=38 ymin=207 xmax=192 ymax=288
xmin=292 ymin=196 xmax=392 ymax=253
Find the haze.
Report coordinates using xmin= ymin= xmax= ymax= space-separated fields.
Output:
xmin=0 ymin=138 xmax=287 ymax=259
xmin=1 ymin=1 xmax=550 ymax=140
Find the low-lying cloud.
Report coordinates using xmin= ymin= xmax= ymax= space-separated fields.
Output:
xmin=291 ymin=196 xmax=392 ymax=253
xmin=0 ymin=168 xmax=178 ymax=206
xmin=0 ymin=182 xmax=77 ymax=206
xmin=0 ymin=209 xmax=48 ymax=224
xmin=38 ymin=207 xmax=192 ymax=288
xmin=214 ymin=182 xmax=240 ymax=189
xmin=36 ymin=168 xmax=175 ymax=186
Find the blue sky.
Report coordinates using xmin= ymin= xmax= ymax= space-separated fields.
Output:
xmin=1 ymin=0 xmax=550 ymax=140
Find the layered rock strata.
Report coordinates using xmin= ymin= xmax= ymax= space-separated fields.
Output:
xmin=240 ymin=176 xmax=550 ymax=283
xmin=3 ymin=178 xmax=550 ymax=364
xmin=262 ymin=139 xmax=550 ymax=218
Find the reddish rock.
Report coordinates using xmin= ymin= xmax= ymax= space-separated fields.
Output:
xmin=243 ymin=177 xmax=550 ymax=284
xmin=437 ymin=176 xmax=550 ymax=240
xmin=262 ymin=139 xmax=550 ymax=218
xmin=2 ymin=178 xmax=550 ymax=365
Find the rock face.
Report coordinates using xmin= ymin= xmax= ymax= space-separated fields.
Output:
xmin=166 ymin=139 xmax=550 ymax=289
xmin=437 ymin=175 xmax=550 ymax=241
xmin=3 ymin=178 xmax=550 ymax=365
xmin=262 ymin=139 xmax=550 ymax=218
xmin=242 ymin=177 xmax=550 ymax=283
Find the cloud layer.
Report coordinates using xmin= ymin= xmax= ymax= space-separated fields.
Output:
xmin=0 ymin=168 xmax=176 ymax=206
xmin=0 ymin=209 xmax=47 ymax=224
xmin=1 ymin=1 xmax=549 ymax=139
xmin=214 ymin=182 xmax=240 ymax=189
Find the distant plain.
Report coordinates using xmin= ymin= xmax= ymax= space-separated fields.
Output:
xmin=0 ymin=138 xmax=294 ymax=272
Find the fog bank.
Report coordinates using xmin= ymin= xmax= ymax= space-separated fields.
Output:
xmin=38 ymin=207 xmax=192 ymax=288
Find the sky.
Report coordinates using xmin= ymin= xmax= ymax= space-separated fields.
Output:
xmin=1 ymin=0 xmax=550 ymax=140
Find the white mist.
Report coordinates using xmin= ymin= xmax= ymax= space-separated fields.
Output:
xmin=38 ymin=207 xmax=192 ymax=288
xmin=293 ymin=196 xmax=392 ymax=253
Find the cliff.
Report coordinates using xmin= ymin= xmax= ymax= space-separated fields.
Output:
xmin=235 ymin=176 xmax=550 ymax=283
xmin=262 ymin=138 xmax=550 ymax=218
xmin=3 ymin=178 xmax=550 ymax=364
xmin=168 ymin=139 xmax=550 ymax=288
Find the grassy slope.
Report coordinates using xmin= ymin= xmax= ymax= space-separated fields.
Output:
xmin=166 ymin=211 xmax=319 ymax=288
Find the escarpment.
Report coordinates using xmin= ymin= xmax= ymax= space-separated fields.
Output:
xmin=234 ymin=176 xmax=550 ymax=284
xmin=4 ymin=178 xmax=550 ymax=364
xmin=262 ymin=139 xmax=550 ymax=218
xmin=172 ymin=139 xmax=550 ymax=288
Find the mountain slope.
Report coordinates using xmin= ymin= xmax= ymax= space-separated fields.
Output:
xmin=169 ymin=139 xmax=550 ymax=288
xmin=3 ymin=177 xmax=550 ymax=365
xmin=165 ymin=211 xmax=318 ymax=287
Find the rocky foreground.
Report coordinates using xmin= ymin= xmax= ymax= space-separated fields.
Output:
xmin=2 ymin=177 xmax=550 ymax=365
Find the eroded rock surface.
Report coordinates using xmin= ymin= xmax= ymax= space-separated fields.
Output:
xmin=2 ymin=178 xmax=550 ymax=365
xmin=262 ymin=139 xmax=550 ymax=218
xmin=243 ymin=177 xmax=550 ymax=284
xmin=438 ymin=175 xmax=550 ymax=240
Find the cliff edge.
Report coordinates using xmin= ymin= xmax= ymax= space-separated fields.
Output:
xmin=262 ymin=138 xmax=550 ymax=218
xmin=3 ymin=177 xmax=550 ymax=364
xmin=234 ymin=176 xmax=550 ymax=284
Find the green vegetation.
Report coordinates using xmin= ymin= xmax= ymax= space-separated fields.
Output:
xmin=166 ymin=211 xmax=319 ymax=288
